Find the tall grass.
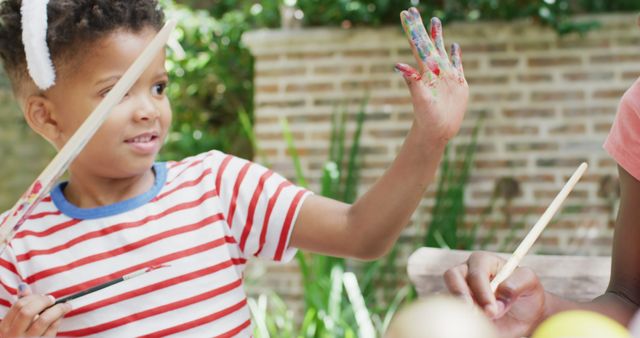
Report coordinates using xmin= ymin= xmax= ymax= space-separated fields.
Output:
xmin=247 ymin=97 xmax=411 ymax=337
xmin=246 ymin=103 xmax=489 ymax=336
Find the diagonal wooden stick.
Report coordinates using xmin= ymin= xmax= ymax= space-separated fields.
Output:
xmin=0 ymin=20 xmax=177 ymax=252
xmin=490 ymin=162 xmax=588 ymax=292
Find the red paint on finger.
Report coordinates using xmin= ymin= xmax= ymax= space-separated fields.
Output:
xmin=427 ymin=59 xmax=441 ymax=76
xmin=395 ymin=63 xmax=422 ymax=81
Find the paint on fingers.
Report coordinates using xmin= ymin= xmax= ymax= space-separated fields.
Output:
xmin=409 ymin=8 xmax=438 ymax=57
xmin=431 ymin=17 xmax=446 ymax=58
xmin=402 ymin=8 xmax=437 ymax=64
xmin=451 ymin=42 xmax=465 ymax=82
xmin=18 ymin=282 xmax=30 ymax=298
xmin=401 ymin=11 xmax=429 ymax=63
xmin=395 ymin=63 xmax=422 ymax=81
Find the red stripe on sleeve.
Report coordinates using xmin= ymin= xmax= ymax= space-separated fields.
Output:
xmin=274 ymin=190 xmax=307 ymax=261
xmin=239 ymin=170 xmax=274 ymax=251
xmin=226 ymin=162 xmax=252 ymax=228
xmin=214 ymin=155 xmax=233 ymax=197
xmin=254 ymin=181 xmax=291 ymax=257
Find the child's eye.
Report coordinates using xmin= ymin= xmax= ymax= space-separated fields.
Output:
xmin=152 ymin=82 xmax=167 ymax=96
xmin=99 ymin=86 xmax=131 ymax=100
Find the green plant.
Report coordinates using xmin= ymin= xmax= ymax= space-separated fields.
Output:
xmin=245 ymin=97 xmax=410 ymax=337
xmin=160 ymin=0 xmax=258 ymax=160
xmin=161 ymin=0 xmax=640 ymax=162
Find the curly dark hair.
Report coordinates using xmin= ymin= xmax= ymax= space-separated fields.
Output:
xmin=0 ymin=0 xmax=165 ymax=99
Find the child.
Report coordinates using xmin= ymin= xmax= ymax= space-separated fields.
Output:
xmin=0 ymin=2 xmax=468 ymax=337
xmin=442 ymin=19 xmax=640 ymax=338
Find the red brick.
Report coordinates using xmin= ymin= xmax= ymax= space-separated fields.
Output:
xmin=473 ymin=92 xmax=522 ymax=102
xmin=506 ymin=142 xmax=558 ymax=152
xmin=314 ymin=65 xmax=365 ymax=75
xmin=286 ymin=51 xmax=334 ymax=60
xmin=342 ymin=80 xmax=391 ymax=90
xmin=531 ymin=91 xmax=585 ymax=101
xmin=257 ymin=100 xmax=305 ymax=108
xmin=256 ymin=67 xmax=306 ymax=78
xmin=285 ymin=83 xmax=334 ymax=93
xmin=343 ymin=49 xmax=390 ymax=58
xmin=623 ymin=71 xmax=640 ymax=80
xmin=514 ymin=41 xmax=551 ymax=51
xmin=557 ymin=38 xmax=610 ymax=49
xmin=466 ymin=75 xmax=510 ymax=85
xmin=549 ymin=124 xmax=586 ymax=135
xmin=591 ymin=54 xmax=640 ymax=64
xmin=462 ymin=43 xmax=508 ymax=53
xmin=256 ymin=84 xmax=279 ymax=93
xmin=593 ymin=89 xmax=627 ymax=99
xmin=490 ymin=58 xmax=520 ymax=67
xmin=528 ymin=56 xmax=582 ymax=67
xmin=503 ymin=108 xmax=555 ymax=118
xmin=518 ymin=74 xmax=553 ymax=83
xmin=563 ymin=72 xmax=614 ymax=82
xmin=562 ymin=106 xmax=616 ymax=117
xmin=485 ymin=125 xmax=539 ymax=136
xmin=536 ymin=158 xmax=588 ymax=168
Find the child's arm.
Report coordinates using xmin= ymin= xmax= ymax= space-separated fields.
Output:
xmin=290 ymin=9 xmax=468 ymax=260
xmin=0 ymin=284 xmax=71 ymax=337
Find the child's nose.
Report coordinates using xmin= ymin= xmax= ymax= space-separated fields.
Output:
xmin=133 ymin=95 xmax=159 ymax=121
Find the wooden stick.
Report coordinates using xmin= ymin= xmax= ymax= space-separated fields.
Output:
xmin=490 ymin=162 xmax=588 ymax=292
xmin=0 ymin=20 xmax=177 ymax=251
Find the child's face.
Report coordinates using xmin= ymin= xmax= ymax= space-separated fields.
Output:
xmin=44 ymin=28 xmax=172 ymax=179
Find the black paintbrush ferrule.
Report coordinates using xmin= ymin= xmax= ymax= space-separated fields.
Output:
xmin=53 ymin=277 xmax=124 ymax=305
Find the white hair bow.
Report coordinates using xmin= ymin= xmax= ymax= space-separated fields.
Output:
xmin=21 ymin=0 xmax=55 ymax=90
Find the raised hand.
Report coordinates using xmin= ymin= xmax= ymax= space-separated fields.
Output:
xmin=396 ymin=8 xmax=468 ymax=143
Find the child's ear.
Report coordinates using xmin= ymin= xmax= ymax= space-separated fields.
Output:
xmin=23 ymin=95 xmax=62 ymax=147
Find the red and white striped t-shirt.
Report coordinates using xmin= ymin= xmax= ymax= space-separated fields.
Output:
xmin=0 ymin=150 xmax=311 ymax=337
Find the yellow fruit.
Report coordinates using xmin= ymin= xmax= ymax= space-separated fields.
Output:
xmin=532 ymin=310 xmax=631 ymax=338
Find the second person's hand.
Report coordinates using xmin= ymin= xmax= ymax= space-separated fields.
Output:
xmin=444 ymin=251 xmax=547 ymax=338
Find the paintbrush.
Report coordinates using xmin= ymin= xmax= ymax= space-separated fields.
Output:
xmin=52 ymin=265 xmax=170 ymax=306
xmin=0 ymin=20 xmax=177 ymax=253
xmin=490 ymin=162 xmax=588 ymax=292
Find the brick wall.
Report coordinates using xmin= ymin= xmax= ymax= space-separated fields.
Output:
xmin=242 ymin=13 xmax=640 ymax=302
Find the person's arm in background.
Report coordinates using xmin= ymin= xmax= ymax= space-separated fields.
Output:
xmin=442 ymin=165 xmax=640 ymax=338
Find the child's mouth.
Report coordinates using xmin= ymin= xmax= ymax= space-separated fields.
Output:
xmin=126 ymin=135 xmax=157 ymax=143
xmin=125 ymin=133 xmax=160 ymax=154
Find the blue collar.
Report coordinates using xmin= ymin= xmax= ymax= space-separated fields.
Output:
xmin=51 ymin=162 xmax=167 ymax=220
